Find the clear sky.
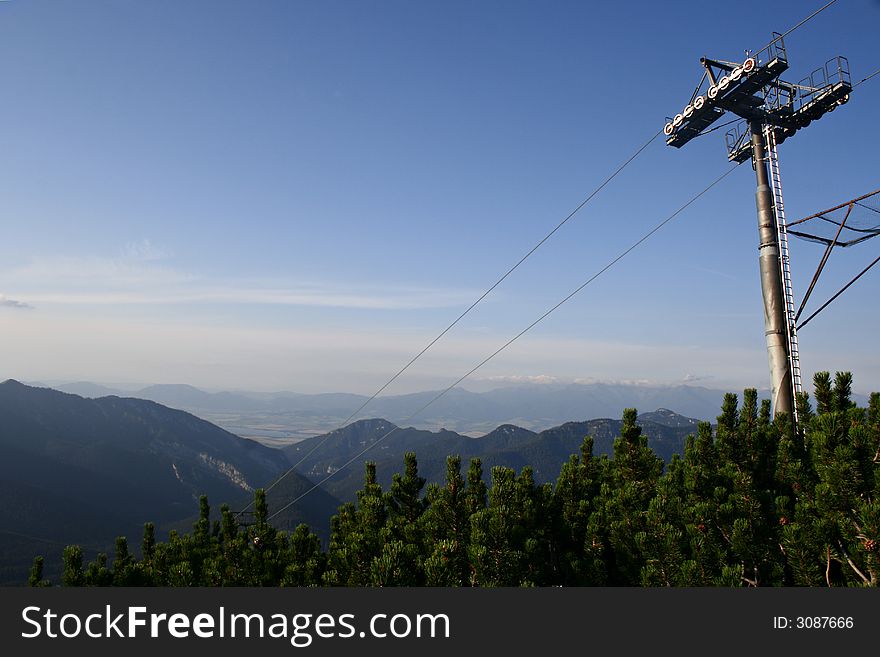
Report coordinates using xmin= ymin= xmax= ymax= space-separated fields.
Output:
xmin=1 ymin=0 xmax=878 ymax=395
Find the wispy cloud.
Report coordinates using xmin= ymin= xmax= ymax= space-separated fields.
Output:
xmin=0 ymin=295 xmax=33 ymax=310
xmin=19 ymin=286 xmax=472 ymax=310
xmin=479 ymin=374 xmax=559 ymax=385
xmin=1 ymin=246 xmax=475 ymax=310
xmin=573 ymin=376 xmax=655 ymax=386
xmin=120 ymin=239 xmax=171 ymax=262
xmin=8 ymin=251 xmax=191 ymax=289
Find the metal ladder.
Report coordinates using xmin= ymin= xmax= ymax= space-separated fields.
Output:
xmin=765 ymin=128 xmax=804 ymax=414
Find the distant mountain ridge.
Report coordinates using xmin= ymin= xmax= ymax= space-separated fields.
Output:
xmin=53 ymin=380 xmax=740 ymax=417
xmin=283 ymin=410 xmax=701 ymax=503
xmin=41 ymin=379 xmax=800 ymax=441
xmin=0 ymin=380 xmax=341 ymax=585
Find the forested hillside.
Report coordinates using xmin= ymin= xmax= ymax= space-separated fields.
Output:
xmin=38 ymin=372 xmax=879 ymax=587
xmin=0 ymin=380 xmax=340 ymax=585
xmin=283 ymin=412 xmax=698 ymax=503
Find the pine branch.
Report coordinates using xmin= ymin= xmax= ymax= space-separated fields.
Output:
xmin=836 ymin=540 xmax=870 ymax=585
xmin=740 ymin=563 xmax=758 ymax=587
xmin=850 ymin=513 xmax=864 ymax=535
xmin=826 ymin=546 xmax=832 ymax=587
xmin=716 ymin=524 xmax=733 ymax=547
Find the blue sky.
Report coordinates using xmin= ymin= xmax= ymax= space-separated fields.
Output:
xmin=1 ymin=0 xmax=878 ymax=395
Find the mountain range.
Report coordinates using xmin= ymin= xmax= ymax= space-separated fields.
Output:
xmin=284 ymin=409 xmax=701 ymax=503
xmin=40 ymin=380 xmax=794 ymax=443
xmin=0 ymin=378 xmax=729 ymax=585
xmin=0 ymin=380 xmax=340 ymax=585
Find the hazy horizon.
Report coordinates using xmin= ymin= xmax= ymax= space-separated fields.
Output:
xmin=14 ymin=374 xmax=878 ymax=399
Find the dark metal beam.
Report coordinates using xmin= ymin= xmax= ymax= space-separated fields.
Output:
xmin=788 ymin=188 xmax=880 ymax=227
xmin=794 ymin=203 xmax=852 ymax=323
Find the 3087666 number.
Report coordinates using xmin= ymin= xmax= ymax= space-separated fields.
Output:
xmin=795 ymin=617 xmax=853 ymax=629
xmin=773 ymin=616 xmax=854 ymax=630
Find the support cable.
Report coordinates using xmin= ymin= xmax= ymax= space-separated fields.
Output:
xmin=797 ymin=253 xmax=880 ymax=330
xmin=267 ymin=163 xmax=741 ymax=521
xmin=794 ymin=204 xmax=851 ymax=322
xmin=689 ymin=70 xmax=708 ymax=105
xmin=236 ymin=128 xmax=662 ymax=517
xmin=693 ymin=117 xmax=742 ymax=139
xmin=754 ymin=0 xmax=838 ymax=53
xmin=853 ymin=67 xmax=880 ymax=89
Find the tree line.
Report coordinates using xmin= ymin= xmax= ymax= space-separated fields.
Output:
xmin=30 ymin=372 xmax=879 ymax=586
